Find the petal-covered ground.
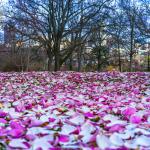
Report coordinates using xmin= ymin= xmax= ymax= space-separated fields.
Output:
xmin=0 ymin=71 xmax=150 ymax=150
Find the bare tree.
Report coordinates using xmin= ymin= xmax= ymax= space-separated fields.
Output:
xmin=6 ymin=0 xmax=106 ymax=71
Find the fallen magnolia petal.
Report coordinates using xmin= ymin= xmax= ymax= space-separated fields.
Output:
xmin=0 ymin=111 xmax=7 ymax=118
xmin=60 ymin=124 xmax=76 ymax=135
xmin=29 ymin=118 xmax=43 ymax=127
xmin=135 ymin=135 xmax=150 ymax=146
xmin=147 ymin=117 xmax=150 ymax=123
xmin=134 ymin=128 xmax=150 ymax=135
xmin=32 ymin=137 xmax=53 ymax=150
xmin=124 ymin=140 xmax=138 ymax=149
xmin=117 ymin=131 xmax=135 ymax=139
xmin=9 ymin=129 xmax=24 ymax=138
xmin=9 ymin=139 xmax=28 ymax=149
xmin=109 ymin=133 xmax=124 ymax=147
xmin=145 ymin=90 xmax=150 ymax=96
xmin=70 ymin=114 xmax=85 ymax=125
xmin=84 ymin=112 xmax=94 ymax=118
xmin=81 ymin=133 xmax=93 ymax=143
xmin=103 ymin=114 xmax=119 ymax=122
xmin=0 ymin=118 xmax=7 ymax=124
xmin=109 ymin=124 xmax=125 ymax=132
xmin=26 ymin=127 xmax=53 ymax=135
xmin=130 ymin=115 xmax=142 ymax=124
xmin=80 ymin=122 xmax=96 ymax=135
xmin=126 ymin=124 xmax=137 ymax=130
xmin=40 ymin=115 xmax=49 ymax=122
xmin=122 ymin=107 xmax=136 ymax=116
xmin=107 ymin=120 xmax=127 ymax=127
xmin=58 ymin=134 xmax=70 ymax=143
xmin=96 ymin=134 xmax=111 ymax=149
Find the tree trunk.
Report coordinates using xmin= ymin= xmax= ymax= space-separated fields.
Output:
xmin=54 ymin=54 xmax=60 ymax=71
xmin=47 ymin=49 xmax=53 ymax=71
xmin=54 ymin=46 xmax=61 ymax=71
xmin=77 ymin=48 xmax=82 ymax=72
xmin=129 ymin=16 xmax=134 ymax=72
xmin=148 ymin=50 xmax=150 ymax=72
xmin=26 ymin=48 xmax=31 ymax=71
xmin=118 ymin=43 xmax=122 ymax=72
xmin=53 ymin=39 xmax=61 ymax=71
xmin=97 ymin=48 xmax=101 ymax=72
xmin=69 ymin=53 xmax=73 ymax=70
xmin=129 ymin=51 xmax=133 ymax=72
xmin=48 ymin=57 xmax=52 ymax=71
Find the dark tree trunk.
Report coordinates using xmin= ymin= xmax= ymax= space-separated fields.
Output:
xmin=47 ymin=49 xmax=53 ymax=71
xmin=129 ymin=16 xmax=134 ymax=72
xmin=129 ymin=51 xmax=133 ymax=72
xmin=54 ymin=48 xmax=61 ymax=71
xmin=77 ymin=48 xmax=82 ymax=72
xmin=97 ymin=48 xmax=101 ymax=72
xmin=148 ymin=50 xmax=150 ymax=72
xmin=69 ymin=53 xmax=73 ymax=70
xmin=54 ymin=53 xmax=60 ymax=71
xmin=53 ymin=39 xmax=61 ymax=71
xmin=48 ymin=57 xmax=52 ymax=71
xmin=118 ymin=43 xmax=122 ymax=72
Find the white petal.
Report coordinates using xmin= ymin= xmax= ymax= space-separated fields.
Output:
xmin=134 ymin=128 xmax=150 ymax=135
xmin=135 ymin=110 xmax=146 ymax=118
xmin=32 ymin=137 xmax=52 ymax=150
xmin=65 ymin=110 xmax=75 ymax=116
xmin=145 ymin=90 xmax=150 ymax=96
xmin=41 ymin=135 xmax=54 ymax=142
xmin=82 ymin=133 xmax=92 ymax=143
xmin=107 ymin=120 xmax=126 ymax=127
xmin=103 ymin=114 xmax=118 ymax=122
xmin=9 ymin=139 xmax=28 ymax=149
xmin=40 ymin=115 xmax=49 ymax=122
xmin=124 ymin=141 xmax=138 ymax=149
xmin=96 ymin=135 xmax=111 ymax=149
xmin=135 ymin=135 xmax=150 ymax=146
xmin=118 ymin=131 xmax=134 ymax=139
xmin=9 ymin=110 xmax=22 ymax=119
xmin=70 ymin=114 xmax=85 ymax=125
xmin=12 ymin=101 xmax=20 ymax=106
xmin=112 ymin=108 xmax=118 ymax=113
xmin=147 ymin=117 xmax=150 ymax=123
xmin=110 ymin=133 xmax=124 ymax=146
xmin=126 ymin=124 xmax=137 ymax=130
xmin=98 ymin=98 xmax=105 ymax=102
xmin=61 ymin=124 xmax=76 ymax=135
xmin=27 ymin=127 xmax=53 ymax=135
xmin=81 ymin=106 xmax=90 ymax=112
xmin=80 ymin=122 xmax=96 ymax=135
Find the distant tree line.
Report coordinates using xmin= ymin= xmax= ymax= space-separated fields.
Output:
xmin=1 ymin=0 xmax=150 ymax=72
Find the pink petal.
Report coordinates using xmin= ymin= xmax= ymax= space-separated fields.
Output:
xmin=122 ymin=107 xmax=136 ymax=116
xmin=10 ymin=121 xmax=23 ymax=129
xmin=58 ymin=135 xmax=70 ymax=143
xmin=109 ymin=124 xmax=125 ymax=132
xmin=9 ymin=129 xmax=24 ymax=138
xmin=84 ymin=112 xmax=94 ymax=118
xmin=0 ymin=118 xmax=7 ymax=124
xmin=0 ymin=111 xmax=7 ymax=118
xmin=130 ymin=115 xmax=142 ymax=124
